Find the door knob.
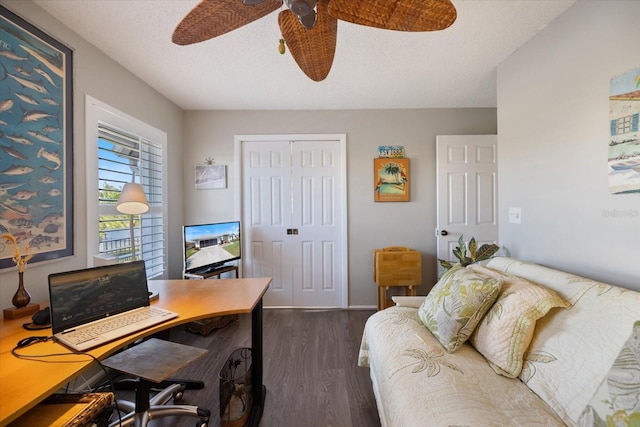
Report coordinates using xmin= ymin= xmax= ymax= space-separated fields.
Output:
xmin=440 ymin=230 xmax=448 ymax=236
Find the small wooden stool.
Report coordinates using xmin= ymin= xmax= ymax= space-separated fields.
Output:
xmin=374 ymin=246 xmax=422 ymax=310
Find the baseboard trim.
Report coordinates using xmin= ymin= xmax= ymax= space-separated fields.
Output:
xmin=348 ymin=305 xmax=377 ymax=310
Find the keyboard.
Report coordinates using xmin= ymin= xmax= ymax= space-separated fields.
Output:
xmin=56 ymin=306 xmax=178 ymax=351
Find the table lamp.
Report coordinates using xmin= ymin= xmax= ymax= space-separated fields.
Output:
xmin=116 ymin=182 xmax=149 ymax=261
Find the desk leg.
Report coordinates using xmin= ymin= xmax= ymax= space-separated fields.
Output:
xmin=249 ymin=298 xmax=265 ymax=427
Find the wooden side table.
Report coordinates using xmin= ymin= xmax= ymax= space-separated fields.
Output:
xmin=374 ymin=246 xmax=422 ymax=311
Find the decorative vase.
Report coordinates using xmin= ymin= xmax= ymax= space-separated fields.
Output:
xmin=12 ymin=271 xmax=31 ymax=308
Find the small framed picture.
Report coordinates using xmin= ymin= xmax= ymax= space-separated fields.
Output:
xmin=374 ymin=158 xmax=409 ymax=202
xmin=195 ymin=164 xmax=226 ymax=189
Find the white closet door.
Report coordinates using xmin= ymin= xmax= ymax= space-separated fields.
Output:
xmin=240 ymin=135 xmax=346 ymax=308
xmin=290 ymin=139 xmax=343 ymax=307
xmin=242 ymin=139 xmax=293 ymax=306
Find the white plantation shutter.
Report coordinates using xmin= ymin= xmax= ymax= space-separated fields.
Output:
xmin=97 ymin=123 xmax=166 ymax=279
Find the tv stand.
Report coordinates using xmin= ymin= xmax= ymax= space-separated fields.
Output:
xmin=183 ymin=264 xmax=238 ymax=280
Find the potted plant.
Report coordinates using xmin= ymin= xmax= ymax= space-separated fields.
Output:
xmin=438 ymin=235 xmax=500 ymax=271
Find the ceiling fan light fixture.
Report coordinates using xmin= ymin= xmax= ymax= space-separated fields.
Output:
xmin=285 ymin=0 xmax=317 ymax=17
xmin=298 ymin=10 xmax=317 ymax=29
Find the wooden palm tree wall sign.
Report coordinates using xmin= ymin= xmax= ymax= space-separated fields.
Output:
xmin=374 ymin=157 xmax=409 ymax=202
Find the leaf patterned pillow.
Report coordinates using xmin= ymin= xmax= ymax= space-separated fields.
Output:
xmin=418 ymin=265 xmax=502 ymax=353
xmin=468 ymin=264 xmax=569 ymax=378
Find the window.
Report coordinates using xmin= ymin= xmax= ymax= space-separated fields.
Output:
xmin=611 ymin=113 xmax=639 ymax=136
xmin=85 ymin=96 xmax=167 ymax=279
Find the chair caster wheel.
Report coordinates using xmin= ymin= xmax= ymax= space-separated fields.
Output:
xmin=174 ymin=391 xmax=184 ymax=401
xmin=196 ymin=421 xmax=207 ymax=427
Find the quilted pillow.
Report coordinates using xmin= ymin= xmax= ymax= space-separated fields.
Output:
xmin=468 ymin=264 xmax=569 ymax=378
xmin=418 ymin=265 xmax=502 ymax=353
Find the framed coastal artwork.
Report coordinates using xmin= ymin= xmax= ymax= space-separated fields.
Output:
xmin=608 ymin=66 xmax=640 ymax=194
xmin=0 ymin=6 xmax=74 ymax=268
xmin=195 ymin=164 xmax=227 ymax=190
xmin=374 ymin=158 xmax=410 ymax=202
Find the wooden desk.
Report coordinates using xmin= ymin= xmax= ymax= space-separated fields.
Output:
xmin=0 ymin=277 xmax=271 ymax=427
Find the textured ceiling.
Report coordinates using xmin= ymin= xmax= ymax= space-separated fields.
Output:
xmin=32 ymin=0 xmax=575 ymax=110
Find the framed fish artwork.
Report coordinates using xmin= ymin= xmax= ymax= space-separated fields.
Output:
xmin=0 ymin=5 xmax=73 ymax=268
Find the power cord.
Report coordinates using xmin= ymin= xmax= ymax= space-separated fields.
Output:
xmin=22 ymin=322 xmax=50 ymax=331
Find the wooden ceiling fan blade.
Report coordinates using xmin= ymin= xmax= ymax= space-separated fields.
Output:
xmin=328 ymin=0 xmax=457 ymax=32
xmin=172 ymin=0 xmax=281 ymax=45
xmin=279 ymin=0 xmax=337 ymax=82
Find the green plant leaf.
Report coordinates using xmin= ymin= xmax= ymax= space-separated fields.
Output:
xmin=475 ymin=243 xmax=500 ymax=262
xmin=457 ymin=235 xmax=466 ymax=260
xmin=468 ymin=238 xmax=477 ymax=260
xmin=438 ymin=259 xmax=453 ymax=270
xmin=460 ymin=256 xmax=473 ymax=267
xmin=452 ymin=247 xmax=463 ymax=262
xmin=447 ymin=235 xmax=499 ymax=267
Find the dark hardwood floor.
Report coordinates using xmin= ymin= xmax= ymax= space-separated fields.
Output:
xmin=112 ymin=309 xmax=381 ymax=427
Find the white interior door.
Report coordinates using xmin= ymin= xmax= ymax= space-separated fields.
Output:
xmin=237 ymin=135 xmax=347 ymax=308
xmin=436 ymin=135 xmax=498 ymax=265
xmin=290 ymin=139 xmax=343 ymax=306
xmin=241 ymin=139 xmax=293 ymax=305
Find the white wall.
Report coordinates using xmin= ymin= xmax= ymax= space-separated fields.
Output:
xmin=183 ymin=109 xmax=497 ymax=306
xmin=0 ymin=1 xmax=185 ymax=310
xmin=497 ymin=0 xmax=640 ymax=290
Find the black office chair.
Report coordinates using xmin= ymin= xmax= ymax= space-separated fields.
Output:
xmin=103 ymin=338 xmax=211 ymax=427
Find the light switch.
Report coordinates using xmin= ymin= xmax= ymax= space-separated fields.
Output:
xmin=509 ymin=207 xmax=522 ymax=224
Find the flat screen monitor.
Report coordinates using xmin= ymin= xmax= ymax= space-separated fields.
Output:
xmin=182 ymin=221 xmax=241 ymax=275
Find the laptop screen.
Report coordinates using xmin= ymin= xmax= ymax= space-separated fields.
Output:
xmin=48 ymin=260 xmax=150 ymax=334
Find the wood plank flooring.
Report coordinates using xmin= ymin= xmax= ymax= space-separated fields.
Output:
xmin=112 ymin=309 xmax=381 ymax=427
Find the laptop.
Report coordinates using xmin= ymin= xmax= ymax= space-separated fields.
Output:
xmin=48 ymin=260 xmax=178 ymax=352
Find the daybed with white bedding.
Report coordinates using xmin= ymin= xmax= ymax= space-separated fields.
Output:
xmin=358 ymin=257 xmax=640 ymax=427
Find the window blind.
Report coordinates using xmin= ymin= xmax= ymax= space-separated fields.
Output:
xmin=97 ymin=123 xmax=166 ymax=279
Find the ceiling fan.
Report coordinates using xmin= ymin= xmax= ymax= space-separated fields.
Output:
xmin=172 ymin=0 xmax=457 ymax=82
